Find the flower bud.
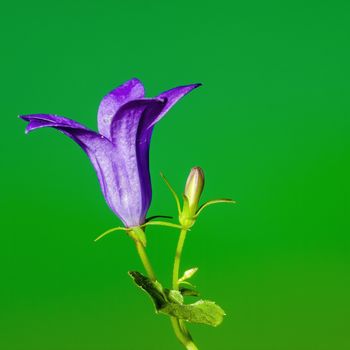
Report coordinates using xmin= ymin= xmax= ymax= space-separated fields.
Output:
xmin=184 ymin=167 xmax=205 ymax=215
xmin=180 ymin=167 xmax=205 ymax=228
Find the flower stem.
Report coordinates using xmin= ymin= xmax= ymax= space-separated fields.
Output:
xmin=171 ymin=317 xmax=198 ymax=350
xmin=129 ymin=228 xmax=156 ymax=281
xmin=173 ymin=228 xmax=188 ymax=290
xmin=130 ymin=227 xmax=198 ymax=350
xmin=171 ymin=228 xmax=199 ymax=350
xmin=135 ymin=240 xmax=156 ymax=281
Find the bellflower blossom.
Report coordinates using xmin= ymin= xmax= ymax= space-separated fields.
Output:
xmin=20 ymin=79 xmax=200 ymax=227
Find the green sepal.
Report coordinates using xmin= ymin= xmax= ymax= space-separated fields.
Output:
xmin=94 ymin=226 xmax=129 ymax=242
xmin=179 ymin=194 xmax=196 ymax=228
xmin=146 ymin=215 xmax=173 ymax=222
xmin=129 ymin=271 xmax=225 ymax=327
xmin=182 ymin=194 xmax=190 ymax=216
xmin=160 ymin=172 xmax=182 ymax=215
xmin=195 ymin=198 xmax=236 ymax=218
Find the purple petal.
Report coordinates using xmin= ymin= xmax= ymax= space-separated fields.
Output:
xmin=19 ymin=109 xmax=164 ymax=227
xmin=97 ymin=78 xmax=145 ymax=139
xmin=133 ymin=84 xmax=201 ymax=212
xmin=20 ymin=81 xmax=201 ymax=228
xmin=21 ymin=114 xmax=92 ymax=134
xmin=122 ymin=84 xmax=201 ymax=220
xmin=19 ymin=114 xmax=122 ymax=222
xmin=148 ymin=83 xmax=201 ymax=128
xmin=109 ymin=99 xmax=167 ymax=225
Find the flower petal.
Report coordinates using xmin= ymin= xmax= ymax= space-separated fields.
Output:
xmin=148 ymin=83 xmax=201 ymax=128
xmin=97 ymin=78 xmax=145 ymax=139
xmin=19 ymin=114 xmax=117 ymax=219
xmin=109 ymin=99 xmax=167 ymax=226
xmin=19 ymin=82 xmax=201 ymax=228
xmin=21 ymin=114 xmax=92 ymax=134
xmin=135 ymin=84 xmax=201 ymax=213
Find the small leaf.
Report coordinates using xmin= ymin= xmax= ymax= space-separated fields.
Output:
xmin=180 ymin=287 xmax=200 ymax=297
xmin=179 ymin=267 xmax=198 ymax=283
xmin=179 ymin=280 xmax=195 ymax=287
xmin=168 ymin=290 xmax=184 ymax=304
xmin=160 ymin=300 xmax=225 ymax=327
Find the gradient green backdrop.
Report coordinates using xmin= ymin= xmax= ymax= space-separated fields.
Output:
xmin=1 ymin=1 xmax=349 ymax=349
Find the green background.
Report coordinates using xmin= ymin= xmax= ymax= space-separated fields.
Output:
xmin=1 ymin=1 xmax=349 ymax=349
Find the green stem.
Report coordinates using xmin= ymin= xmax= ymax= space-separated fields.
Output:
xmin=173 ymin=228 xmax=188 ymax=290
xmin=130 ymin=227 xmax=198 ymax=350
xmin=135 ymin=240 xmax=156 ymax=281
xmin=171 ymin=228 xmax=199 ymax=349
xmin=171 ymin=317 xmax=198 ymax=350
xmin=129 ymin=228 xmax=156 ymax=281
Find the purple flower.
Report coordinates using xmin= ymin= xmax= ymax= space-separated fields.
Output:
xmin=20 ymin=79 xmax=200 ymax=227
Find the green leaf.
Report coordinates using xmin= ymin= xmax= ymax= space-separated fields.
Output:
xmin=168 ymin=290 xmax=184 ymax=304
xmin=128 ymin=271 xmax=167 ymax=310
xmin=179 ymin=280 xmax=195 ymax=288
xmin=179 ymin=287 xmax=200 ymax=297
xmin=129 ymin=271 xmax=225 ymax=327
xmin=160 ymin=300 xmax=225 ymax=327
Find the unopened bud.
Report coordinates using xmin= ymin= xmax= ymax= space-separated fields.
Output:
xmin=184 ymin=167 xmax=205 ymax=216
